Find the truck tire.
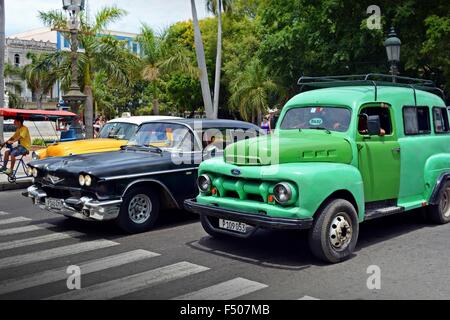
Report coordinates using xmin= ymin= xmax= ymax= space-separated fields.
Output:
xmin=308 ymin=199 xmax=359 ymax=263
xmin=116 ymin=187 xmax=160 ymax=234
xmin=427 ymin=180 xmax=450 ymax=224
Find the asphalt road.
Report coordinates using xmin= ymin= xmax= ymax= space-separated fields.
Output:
xmin=0 ymin=189 xmax=449 ymax=300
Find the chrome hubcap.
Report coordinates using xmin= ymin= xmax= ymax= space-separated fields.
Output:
xmin=440 ymin=188 xmax=450 ymax=218
xmin=128 ymin=194 xmax=152 ymax=224
xmin=329 ymin=214 xmax=353 ymax=250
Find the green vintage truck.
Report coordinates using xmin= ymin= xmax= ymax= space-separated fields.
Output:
xmin=185 ymin=74 xmax=450 ymax=263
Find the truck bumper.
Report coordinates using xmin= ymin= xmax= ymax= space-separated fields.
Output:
xmin=23 ymin=185 xmax=122 ymax=221
xmin=184 ymin=198 xmax=313 ymax=234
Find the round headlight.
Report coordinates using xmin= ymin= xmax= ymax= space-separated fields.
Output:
xmin=32 ymin=168 xmax=38 ymax=178
xmin=273 ymin=182 xmax=293 ymax=204
xmin=26 ymin=166 xmax=33 ymax=176
xmin=197 ymin=174 xmax=212 ymax=192
xmin=79 ymin=174 xmax=85 ymax=186
xmin=84 ymin=175 xmax=92 ymax=187
xmin=31 ymin=152 xmax=39 ymax=161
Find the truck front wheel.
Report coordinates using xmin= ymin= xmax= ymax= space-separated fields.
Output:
xmin=308 ymin=199 xmax=359 ymax=263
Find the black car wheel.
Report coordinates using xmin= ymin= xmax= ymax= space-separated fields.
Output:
xmin=116 ymin=187 xmax=160 ymax=233
xmin=427 ymin=180 xmax=450 ymax=224
xmin=308 ymin=199 xmax=359 ymax=263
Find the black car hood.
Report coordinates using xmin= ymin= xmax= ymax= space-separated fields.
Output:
xmin=31 ymin=148 xmax=190 ymax=179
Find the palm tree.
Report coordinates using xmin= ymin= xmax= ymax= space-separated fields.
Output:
xmin=229 ymin=59 xmax=278 ymax=123
xmin=206 ymin=0 xmax=233 ymax=118
xmin=190 ymin=0 xmax=214 ymax=119
xmin=4 ymin=63 xmax=25 ymax=108
xmin=0 ymin=0 xmax=5 ymax=142
xmin=39 ymin=6 xmax=139 ymax=138
xmin=138 ymin=25 xmax=198 ymax=115
xmin=23 ymin=52 xmax=59 ymax=109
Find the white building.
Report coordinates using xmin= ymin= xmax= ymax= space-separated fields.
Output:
xmin=4 ymin=28 xmax=140 ymax=109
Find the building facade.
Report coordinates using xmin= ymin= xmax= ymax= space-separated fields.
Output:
xmin=5 ymin=28 xmax=140 ymax=110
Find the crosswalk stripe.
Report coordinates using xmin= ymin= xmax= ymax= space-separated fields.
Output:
xmin=0 ymin=217 xmax=32 ymax=225
xmin=0 ymin=249 xmax=160 ymax=295
xmin=47 ymin=261 xmax=209 ymax=300
xmin=298 ymin=295 xmax=320 ymax=300
xmin=172 ymin=277 xmax=268 ymax=300
xmin=0 ymin=231 xmax=85 ymax=251
xmin=0 ymin=211 xmax=10 ymax=216
xmin=0 ymin=224 xmax=54 ymax=237
xmin=0 ymin=239 xmax=118 ymax=270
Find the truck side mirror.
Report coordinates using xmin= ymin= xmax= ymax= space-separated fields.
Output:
xmin=367 ymin=115 xmax=381 ymax=136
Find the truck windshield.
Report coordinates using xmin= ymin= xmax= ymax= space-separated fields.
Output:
xmin=98 ymin=122 xmax=137 ymax=140
xmin=280 ymin=107 xmax=351 ymax=132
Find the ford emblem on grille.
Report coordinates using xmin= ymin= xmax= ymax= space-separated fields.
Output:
xmin=231 ymin=169 xmax=241 ymax=176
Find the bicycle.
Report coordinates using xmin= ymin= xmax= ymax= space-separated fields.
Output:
xmin=0 ymin=144 xmax=33 ymax=183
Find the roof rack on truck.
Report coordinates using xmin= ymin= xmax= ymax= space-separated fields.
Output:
xmin=297 ymin=73 xmax=446 ymax=104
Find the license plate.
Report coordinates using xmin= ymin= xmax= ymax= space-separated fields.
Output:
xmin=45 ymin=198 xmax=64 ymax=210
xmin=219 ymin=219 xmax=247 ymax=233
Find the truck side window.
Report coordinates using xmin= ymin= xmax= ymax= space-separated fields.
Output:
xmin=359 ymin=107 xmax=392 ymax=135
xmin=432 ymin=107 xmax=450 ymax=133
xmin=403 ymin=106 xmax=431 ymax=135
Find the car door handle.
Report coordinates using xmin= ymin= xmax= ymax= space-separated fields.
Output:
xmin=392 ymin=147 xmax=401 ymax=153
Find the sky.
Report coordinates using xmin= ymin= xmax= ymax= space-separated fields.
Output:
xmin=5 ymin=0 xmax=211 ymax=36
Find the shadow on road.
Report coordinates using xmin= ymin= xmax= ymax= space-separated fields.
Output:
xmin=186 ymin=208 xmax=438 ymax=269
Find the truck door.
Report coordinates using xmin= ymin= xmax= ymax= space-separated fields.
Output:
xmin=357 ymin=103 xmax=401 ymax=202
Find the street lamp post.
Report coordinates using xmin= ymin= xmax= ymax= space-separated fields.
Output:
xmin=384 ymin=27 xmax=402 ymax=82
xmin=62 ymin=0 xmax=86 ymax=137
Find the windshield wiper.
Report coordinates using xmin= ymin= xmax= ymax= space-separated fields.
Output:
xmin=144 ymin=144 xmax=163 ymax=154
xmin=308 ymin=127 xmax=331 ymax=134
xmin=122 ymin=144 xmax=162 ymax=154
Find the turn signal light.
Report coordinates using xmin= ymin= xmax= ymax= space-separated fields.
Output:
xmin=268 ymin=195 xmax=274 ymax=203
xmin=211 ymin=188 xmax=217 ymax=195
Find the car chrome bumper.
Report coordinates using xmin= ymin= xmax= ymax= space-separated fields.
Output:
xmin=23 ymin=185 xmax=122 ymax=221
xmin=184 ymin=198 xmax=313 ymax=232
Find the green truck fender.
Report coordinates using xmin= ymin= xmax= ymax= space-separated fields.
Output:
xmin=423 ymin=154 xmax=450 ymax=204
xmin=198 ymin=159 xmax=365 ymax=222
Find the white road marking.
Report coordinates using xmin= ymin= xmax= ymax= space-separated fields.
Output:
xmin=0 ymin=239 xmax=118 ymax=270
xmin=0 ymin=224 xmax=54 ymax=237
xmin=0 ymin=217 xmax=32 ymax=225
xmin=0 ymin=231 xmax=84 ymax=251
xmin=298 ymin=295 xmax=320 ymax=300
xmin=173 ymin=277 xmax=268 ymax=300
xmin=47 ymin=261 xmax=209 ymax=300
xmin=0 ymin=211 xmax=10 ymax=216
xmin=0 ymin=249 xmax=160 ymax=295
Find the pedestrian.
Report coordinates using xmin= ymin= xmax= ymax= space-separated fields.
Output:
xmin=261 ymin=116 xmax=272 ymax=134
xmin=0 ymin=117 xmax=31 ymax=176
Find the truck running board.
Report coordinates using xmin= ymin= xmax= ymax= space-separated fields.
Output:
xmin=364 ymin=206 xmax=405 ymax=221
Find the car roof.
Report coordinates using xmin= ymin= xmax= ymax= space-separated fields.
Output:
xmin=140 ymin=118 xmax=263 ymax=131
xmin=107 ymin=115 xmax=182 ymax=125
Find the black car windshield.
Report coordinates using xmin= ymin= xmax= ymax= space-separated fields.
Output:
xmin=128 ymin=123 xmax=194 ymax=152
xmin=98 ymin=122 xmax=137 ymax=140
xmin=280 ymin=106 xmax=351 ymax=132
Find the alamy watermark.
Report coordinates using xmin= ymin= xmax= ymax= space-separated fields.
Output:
xmin=66 ymin=265 xmax=81 ymax=290
xmin=366 ymin=265 xmax=381 ymax=290
xmin=367 ymin=5 xmax=382 ymax=30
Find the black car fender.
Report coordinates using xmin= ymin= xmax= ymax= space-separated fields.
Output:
xmin=122 ymin=179 xmax=180 ymax=209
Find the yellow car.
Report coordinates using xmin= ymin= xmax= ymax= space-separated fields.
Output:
xmin=32 ymin=115 xmax=181 ymax=160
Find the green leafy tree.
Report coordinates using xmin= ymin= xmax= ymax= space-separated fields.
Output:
xmin=23 ymin=52 xmax=59 ymax=109
xmin=39 ymin=6 xmax=140 ymax=138
xmin=229 ymin=58 xmax=278 ymax=123
xmin=138 ymin=25 xmax=197 ymax=115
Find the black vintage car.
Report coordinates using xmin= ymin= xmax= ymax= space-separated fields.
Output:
xmin=24 ymin=119 xmax=262 ymax=233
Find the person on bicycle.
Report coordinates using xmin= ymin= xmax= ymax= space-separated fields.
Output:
xmin=1 ymin=117 xmax=31 ymax=175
